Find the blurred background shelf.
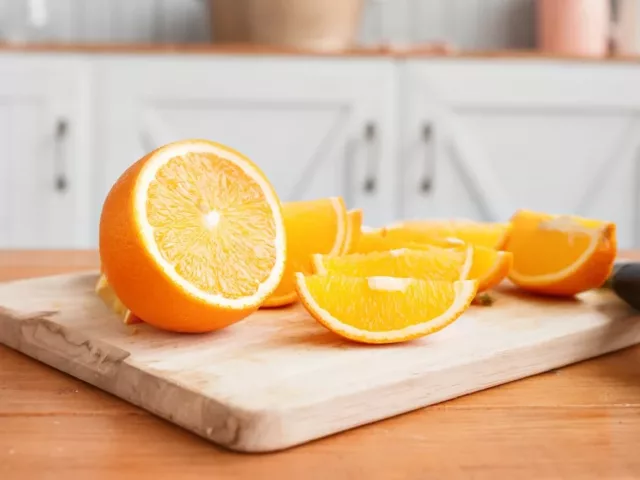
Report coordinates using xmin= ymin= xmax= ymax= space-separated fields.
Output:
xmin=0 ymin=0 xmax=537 ymax=51
xmin=1 ymin=0 xmax=639 ymax=250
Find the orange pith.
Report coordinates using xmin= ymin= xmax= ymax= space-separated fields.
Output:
xmin=261 ymin=197 xmax=348 ymax=308
xmin=99 ymin=139 xmax=286 ymax=332
xmin=295 ymin=273 xmax=478 ymax=344
xmin=386 ymin=220 xmax=511 ymax=249
xmin=312 ymin=246 xmax=473 ymax=282
xmin=505 ymin=209 xmax=616 ymax=296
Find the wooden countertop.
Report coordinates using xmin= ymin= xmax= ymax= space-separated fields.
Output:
xmin=1 ymin=250 xmax=640 ymax=479
xmin=2 ymin=41 xmax=640 ymax=63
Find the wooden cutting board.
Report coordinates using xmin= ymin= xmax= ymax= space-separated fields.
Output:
xmin=1 ymin=271 xmax=640 ymax=452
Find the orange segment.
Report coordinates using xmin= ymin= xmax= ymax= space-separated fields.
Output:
xmin=386 ymin=220 xmax=511 ymax=249
xmin=262 ymin=197 xmax=348 ymax=308
xmin=99 ymin=139 xmax=286 ymax=332
xmin=342 ymin=209 xmax=363 ymax=254
xmin=353 ymin=227 xmax=463 ymax=254
xmin=504 ymin=209 xmax=616 ymax=296
xmin=295 ymin=273 xmax=478 ymax=344
xmin=95 ymin=274 xmax=141 ymax=325
xmin=311 ymin=245 xmax=473 ymax=282
xmin=468 ymin=247 xmax=513 ymax=292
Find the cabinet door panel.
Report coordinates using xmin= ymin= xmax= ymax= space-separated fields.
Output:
xmin=403 ymin=61 xmax=640 ymax=248
xmin=93 ymin=57 xmax=396 ymax=244
xmin=0 ymin=56 xmax=89 ymax=248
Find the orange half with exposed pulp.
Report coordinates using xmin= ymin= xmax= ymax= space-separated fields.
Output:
xmin=99 ymin=139 xmax=287 ymax=332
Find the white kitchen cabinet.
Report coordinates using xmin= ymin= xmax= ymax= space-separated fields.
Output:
xmin=0 ymin=55 xmax=91 ymax=248
xmin=401 ymin=60 xmax=640 ymax=248
xmin=91 ymin=56 xmax=397 ymax=245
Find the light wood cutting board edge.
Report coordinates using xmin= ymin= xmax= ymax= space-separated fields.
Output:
xmin=2 ymin=272 xmax=640 ymax=452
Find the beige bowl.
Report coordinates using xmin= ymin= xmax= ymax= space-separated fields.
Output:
xmin=210 ymin=0 xmax=364 ymax=51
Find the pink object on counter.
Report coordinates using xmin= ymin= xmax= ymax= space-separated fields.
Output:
xmin=537 ymin=0 xmax=611 ymax=56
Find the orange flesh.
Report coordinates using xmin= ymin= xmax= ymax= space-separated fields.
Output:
xmin=302 ymin=275 xmax=458 ymax=332
xmin=507 ymin=213 xmax=611 ymax=276
xmin=467 ymin=247 xmax=513 ymax=291
xmin=145 ymin=152 xmax=278 ymax=299
xmin=263 ymin=197 xmax=346 ymax=305
xmin=386 ymin=222 xmax=510 ymax=249
xmin=353 ymin=230 xmax=459 ymax=254
xmin=314 ymin=247 xmax=468 ymax=282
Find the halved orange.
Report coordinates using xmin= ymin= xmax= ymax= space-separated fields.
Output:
xmin=95 ymin=274 xmax=141 ymax=325
xmin=341 ymin=209 xmax=363 ymax=255
xmin=311 ymin=245 xmax=473 ymax=282
xmin=99 ymin=139 xmax=287 ymax=332
xmin=386 ymin=220 xmax=511 ymax=249
xmin=504 ymin=210 xmax=616 ymax=296
xmin=468 ymin=247 xmax=513 ymax=292
xmin=261 ymin=197 xmax=348 ymax=308
xmin=295 ymin=273 xmax=478 ymax=344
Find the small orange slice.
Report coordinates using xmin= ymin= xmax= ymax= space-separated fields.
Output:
xmin=504 ymin=210 xmax=616 ymax=296
xmin=386 ymin=220 xmax=511 ymax=249
xmin=468 ymin=247 xmax=513 ymax=292
xmin=295 ymin=273 xmax=478 ymax=344
xmin=262 ymin=197 xmax=348 ymax=308
xmin=311 ymin=245 xmax=473 ymax=282
xmin=341 ymin=209 xmax=363 ymax=255
xmin=99 ymin=139 xmax=287 ymax=332
xmin=95 ymin=274 xmax=141 ymax=325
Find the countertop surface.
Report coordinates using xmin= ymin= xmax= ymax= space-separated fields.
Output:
xmin=1 ymin=250 xmax=640 ymax=479
xmin=2 ymin=42 xmax=640 ymax=63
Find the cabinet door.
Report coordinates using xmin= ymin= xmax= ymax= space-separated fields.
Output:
xmin=0 ymin=55 xmax=91 ymax=248
xmin=402 ymin=60 xmax=640 ymax=248
xmin=92 ymin=56 xmax=397 ymax=244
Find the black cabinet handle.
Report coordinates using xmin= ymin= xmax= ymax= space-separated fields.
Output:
xmin=55 ymin=118 xmax=68 ymax=193
xmin=419 ymin=123 xmax=434 ymax=194
xmin=362 ymin=122 xmax=378 ymax=194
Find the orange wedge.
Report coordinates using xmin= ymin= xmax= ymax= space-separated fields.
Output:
xmin=386 ymin=220 xmax=511 ymax=249
xmin=351 ymin=228 xmax=509 ymax=293
xmin=341 ymin=208 xmax=363 ymax=254
xmin=99 ymin=139 xmax=287 ymax=332
xmin=311 ymin=245 xmax=473 ymax=282
xmin=261 ymin=197 xmax=348 ymax=308
xmin=95 ymin=274 xmax=142 ymax=325
xmin=353 ymin=227 xmax=463 ymax=254
xmin=468 ymin=247 xmax=513 ymax=292
xmin=504 ymin=210 xmax=616 ymax=296
xmin=295 ymin=273 xmax=478 ymax=344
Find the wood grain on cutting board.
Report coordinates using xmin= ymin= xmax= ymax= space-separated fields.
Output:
xmin=0 ymin=271 xmax=639 ymax=452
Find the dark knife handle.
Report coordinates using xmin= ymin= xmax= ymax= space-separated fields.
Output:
xmin=609 ymin=262 xmax=640 ymax=311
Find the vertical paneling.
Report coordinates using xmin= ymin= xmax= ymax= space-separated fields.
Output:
xmin=109 ymin=0 xmax=156 ymax=43
xmin=409 ymin=0 xmax=448 ymax=43
xmin=0 ymin=0 xmax=537 ymax=50
xmin=156 ymin=0 xmax=210 ymax=43
xmin=480 ymin=0 xmax=514 ymax=50
xmin=72 ymin=0 xmax=113 ymax=43
xmin=43 ymin=0 xmax=74 ymax=42
xmin=0 ymin=101 xmax=10 ymax=244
